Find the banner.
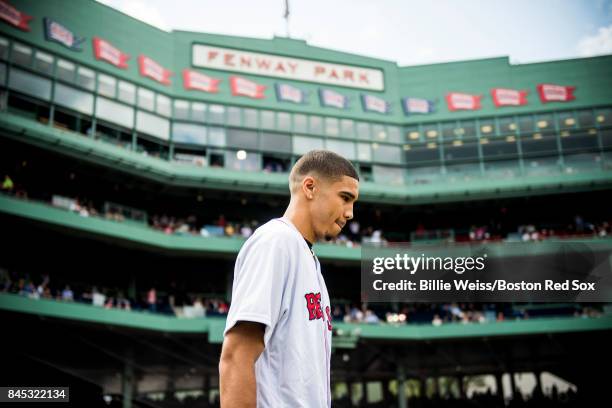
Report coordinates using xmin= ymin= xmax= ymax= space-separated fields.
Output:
xmin=192 ymin=44 xmax=384 ymax=91
xmin=92 ymin=37 xmax=130 ymax=69
xmin=43 ymin=18 xmax=85 ymax=51
xmin=537 ymin=83 xmax=576 ymax=103
xmin=361 ymin=94 xmax=391 ymax=114
xmin=0 ymin=0 xmax=32 ymax=31
xmin=275 ymin=83 xmax=308 ymax=104
xmin=402 ymin=97 xmax=435 ymax=115
xmin=183 ymin=69 xmax=221 ymax=93
xmin=319 ymin=88 xmax=349 ymax=109
xmin=491 ymin=88 xmax=528 ymax=107
xmin=446 ymin=92 xmax=482 ymax=111
xmin=229 ymin=76 xmax=266 ymax=99
xmin=138 ymin=55 xmax=173 ymax=85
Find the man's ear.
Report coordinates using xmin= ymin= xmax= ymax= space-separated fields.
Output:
xmin=302 ymin=175 xmax=315 ymax=199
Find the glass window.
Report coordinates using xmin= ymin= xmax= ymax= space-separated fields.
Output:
xmin=260 ymin=132 xmax=291 ymax=153
xmin=524 ymin=157 xmax=562 ymax=177
xmin=243 ymin=108 xmax=258 ymax=128
xmin=404 ymin=143 xmax=440 ymax=164
xmin=563 ymin=153 xmax=601 ymax=174
xmin=191 ymin=103 xmax=206 ymax=122
xmin=226 ymin=150 xmax=261 ymax=172
xmin=372 ymin=124 xmax=387 ymax=141
xmin=325 ymin=117 xmax=339 ymax=136
xmin=76 ymin=66 xmax=95 ymax=91
xmin=261 ymin=110 xmax=275 ymax=129
xmin=33 ymin=51 xmax=53 ymax=74
xmin=520 ymin=131 xmax=558 ymax=156
xmin=0 ymin=37 xmax=8 ymax=60
xmin=11 ymin=43 xmax=31 ymax=66
xmin=481 ymin=137 xmax=518 ymax=159
xmin=95 ymin=97 xmax=134 ymax=128
xmin=356 ymin=122 xmax=371 ymax=140
xmin=56 ymin=59 xmax=75 ymax=82
xmin=309 ymin=116 xmax=323 ymax=134
xmin=423 ymin=124 xmax=439 ymax=140
xmin=118 ymin=81 xmax=135 ymax=104
xmin=443 ymin=141 xmax=479 ymax=162
xmin=227 ymin=106 xmax=242 ymax=126
xmin=460 ymin=120 xmax=477 ymax=139
xmin=208 ymin=104 xmax=225 ymax=124
xmin=600 ymin=129 xmax=612 ymax=148
xmin=441 ymin=122 xmax=457 ymax=140
xmin=172 ymin=123 xmax=207 ymax=145
xmin=174 ymin=100 xmax=190 ymax=120
xmin=372 ymin=143 xmax=401 ymax=164
xmin=0 ymin=62 xmax=5 ymax=84
xmin=405 ymin=126 xmax=421 ymax=142
xmin=293 ymin=135 xmax=323 ymax=155
xmin=577 ymin=109 xmax=595 ymax=128
xmin=406 ymin=165 xmax=443 ymax=185
xmin=208 ymin=127 xmax=226 ymax=147
xmin=357 ymin=143 xmax=371 ymax=161
xmin=536 ymin=113 xmax=553 ymax=130
xmin=596 ymin=108 xmax=612 ymax=127
xmin=560 ymin=130 xmax=599 ymax=153
xmin=136 ymin=110 xmax=169 ymax=140
xmin=156 ymin=94 xmax=171 ymax=117
xmin=479 ymin=118 xmax=496 ymax=136
xmin=558 ymin=111 xmax=576 ymax=129
xmin=137 ymin=87 xmax=154 ymax=111
xmin=372 ymin=165 xmax=404 ymax=185
xmin=499 ymin=116 xmax=518 ymax=134
xmin=340 ymin=119 xmax=354 ymax=138
xmin=54 ymin=83 xmax=94 ymax=115
xmin=325 ymin=139 xmax=355 ymax=160
xmin=227 ymin=128 xmax=258 ymax=149
xmin=518 ymin=115 xmax=534 ymax=133
xmin=8 ymin=68 xmax=52 ymax=100
xmin=293 ymin=114 xmax=307 ymax=133
xmin=97 ymin=74 xmax=116 ymax=98
xmin=277 ymin=112 xmax=291 ymax=131
xmin=445 ymin=163 xmax=482 ymax=182
xmin=387 ymin=126 xmax=401 ymax=143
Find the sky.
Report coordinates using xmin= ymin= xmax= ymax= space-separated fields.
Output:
xmin=95 ymin=0 xmax=612 ymax=66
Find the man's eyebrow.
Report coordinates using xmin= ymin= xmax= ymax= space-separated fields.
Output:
xmin=339 ymin=191 xmax=356 ymax=200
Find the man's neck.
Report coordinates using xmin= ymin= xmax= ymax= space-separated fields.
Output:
xmin=283 ymin=204 xmax=315 ymax=243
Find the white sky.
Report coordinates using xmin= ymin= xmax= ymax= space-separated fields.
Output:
xmin=96 ymin=0 xmax=612 ymax=66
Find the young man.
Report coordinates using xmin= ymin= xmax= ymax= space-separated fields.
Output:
xmin=219 ymin=150 xmax=359 ymax=407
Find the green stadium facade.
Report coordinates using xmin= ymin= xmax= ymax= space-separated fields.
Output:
xmin=1 ymin=0 xmax=612 ymax=407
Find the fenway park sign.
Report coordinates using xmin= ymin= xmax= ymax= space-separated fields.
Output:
xmin=192 ymin=44 xmax=384 ymax=91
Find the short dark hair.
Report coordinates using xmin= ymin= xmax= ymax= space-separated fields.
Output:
xmin=289 ymin=150 xmax=359 ymax=191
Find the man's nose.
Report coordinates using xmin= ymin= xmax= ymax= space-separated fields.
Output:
xmin=344 ymin=206 xmax=353 ymax=220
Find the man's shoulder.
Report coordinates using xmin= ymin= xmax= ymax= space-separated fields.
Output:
xmin=242 ymin=218 xmax=301 ymax=250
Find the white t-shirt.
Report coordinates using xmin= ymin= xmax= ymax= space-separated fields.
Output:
xmin=224 ymin=217 xmax=333 ymax=408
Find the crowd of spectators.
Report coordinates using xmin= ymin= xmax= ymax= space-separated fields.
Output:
xmin=3 ymin=173 xmax=611 ymax=247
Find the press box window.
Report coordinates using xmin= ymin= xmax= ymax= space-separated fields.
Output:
xmin=56 ymin=59 xmax=75 ymax=83
xmin=0 ymin=37 xmax=8 ymax=60
xmin=156 ymin=94 xmax=171 ymax=117
xmin=244 ymin=108 xmax=258 ymax=128
xmin=34 ymin=51 xmax=53 ymax=75
xmin=76 ymin=67 xmax=95 ymax=91
xmin=174 ymin=100 xmax=190 ymax=120
xmin=191 ymin=103 xmax=207 ymax=122
xmin=118 ymin=81 xmax=135 ymax=105
xmin=208 ymin=104 xmax=225 ymax=124
xmin=137 ymin=87 xmax=155 ymax=111
xmin=11 ymin=43 xmax=32 ymax=67
xmin=98 ymin=74 xmax=116 ymax=98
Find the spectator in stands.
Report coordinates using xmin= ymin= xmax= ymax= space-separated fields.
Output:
xmin=2 ymin=174 xmax=14 ymax=194
xmin=61 ymin=285 xmax=74 ymax=302
xmin=147 ymin=287 xmax=157 ymax=313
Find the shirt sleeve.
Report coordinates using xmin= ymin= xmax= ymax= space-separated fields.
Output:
xmin=224 ymin=230 xmax=291 ymax=347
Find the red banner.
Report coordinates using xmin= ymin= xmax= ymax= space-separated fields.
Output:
xmin=537 ymin=83 xmax=576 ymax=103
xmin=183 ymin=69 xmax=221 ymax=93
xmin=446 ymin=92 xmax=482 ymax=111
xmin=229 ymin=76 xmax=266 ymax=99
xmin=0 ymin=0 xmax=32 ymax=31
xmin=138 ymin=55 xmax=172 ymax=85
xmin=92 ymin=37 xmax=130 ymax=69
xmin=491 ymin=88 xmax=528 ymax=107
